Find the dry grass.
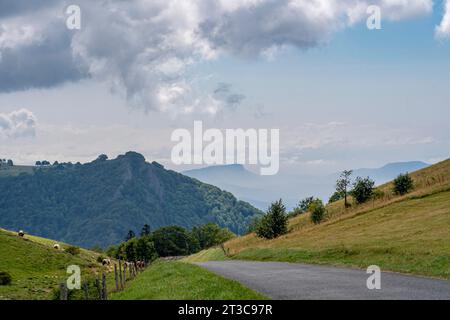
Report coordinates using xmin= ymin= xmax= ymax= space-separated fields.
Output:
xmin=200 ymin=158 xmax=450 ymax=279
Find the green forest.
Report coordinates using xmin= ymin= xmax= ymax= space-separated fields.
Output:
xmin=0 ymin=152 xmax=262 ymax=248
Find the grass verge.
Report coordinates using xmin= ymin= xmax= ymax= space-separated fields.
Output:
xmin=110 ymin=260 xmax=267 ymax=300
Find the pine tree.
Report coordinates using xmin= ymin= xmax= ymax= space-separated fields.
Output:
xmin=141 ymin=224 xmax=151 ymax=237
xmin=125 ymin=230 xmax=136 ymax=241
xmin=256 ymin=199 xmax=288 ymax=239
xmin=336 ymin=170 xmax=353 ymax=208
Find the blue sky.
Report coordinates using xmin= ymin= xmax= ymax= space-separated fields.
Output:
xmin=1 ymin=0 xmax=450 ymax=174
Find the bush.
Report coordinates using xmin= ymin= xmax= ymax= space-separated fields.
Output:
xmin=328 ymin=191 xmax=344 ymax=204
xmin=151 ymin=226 xmax=200 ymax=257
xmin=192 ymin=223 xmax=235 ymax=250
xmin=256 ymin=199 xmax=288 ymax=239
xmin=393 ymin=173 xmax=414 ymax=196
xmin=96 ymin=255 xmax=106 ymax=263
xmin=106 ymin=245 xmax=119 ymax=258
xmin=136 ymin=237 xmax=158 ymax=263
xmin=309 ymin=199 xmax=326 ymax=224
xmin=351 ymin=177 xmax=375 ymax=204
xmin=65 ymin=246 xmax=81 ymax=255
xmin=0 ymin=271 xmax=12 ymax=285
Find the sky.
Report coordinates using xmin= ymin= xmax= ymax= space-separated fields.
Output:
xmin=1 ymin=0 xmax=450 ymax=175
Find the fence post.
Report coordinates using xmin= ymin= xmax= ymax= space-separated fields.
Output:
xmin=83 ymin=282 xmax=89 ymax=300
xmin=118 ymin=258 xmax=123 ymax=289
xmin=114 ymin=264 xmax=119 ymax=291
xmin=59 ymin=282 xmax=68 ymax=300
xmin=95 ymin=278 xmax=102 ymax=300
xmin=102 ymin=272 xmax=108 ymax=300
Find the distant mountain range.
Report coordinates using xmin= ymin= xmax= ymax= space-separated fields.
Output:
xmin=0 ymin=152 xmax=262 ymax=248
xmin=184 ymin=161 xmax=430 ymax=210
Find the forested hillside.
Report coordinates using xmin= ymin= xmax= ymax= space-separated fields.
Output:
xmin=0 ymin=152 xmax=262 ymax=248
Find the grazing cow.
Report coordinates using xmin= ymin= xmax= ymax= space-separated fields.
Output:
xmin=102 ymin=258 xmax=111 ymax=266
xmin=18 ymin=230 xmax=25 ymax=237
xmin=53 ymin=244 xmax=60 ymax=250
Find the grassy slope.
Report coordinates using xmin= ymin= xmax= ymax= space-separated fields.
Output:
xmin=182 ymin=247 xmax=230 ymax=263
xmin=187 ymin=159 xmax=450 ymax=279
xmin=0 ymin=229 xmax=107 ymax=300
xmin=111 ymin=260 xmax=267 ymax=300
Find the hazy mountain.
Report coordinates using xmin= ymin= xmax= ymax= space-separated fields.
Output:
xmin=0 ymin=152 xmax=262 ymax=248
xmin=183 ymin=161 xmax=430 ymax=211
xmin=350 ymin=161 xmax=429 ymax=184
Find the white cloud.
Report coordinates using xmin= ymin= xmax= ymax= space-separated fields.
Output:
xmin=436 ymin=0 xmax=450 ymax=39
xmin=0 ymin=108 xmax=37 ymax=138
xmin=0 ymin=0 xmax=438 ymax=114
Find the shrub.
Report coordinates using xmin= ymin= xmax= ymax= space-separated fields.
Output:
xmin=151 ymin=226 xmax=200 ymax=257
xmin=351 ymin=176 xmax=375 ymax=204
xmin=192 ymin=223 xmax=235 ymax=250
xmin=96 ymin=255 xmax=106 ymax=263
xmin=309 ymin=199 xmax=326 ymax=224
xmin=328 ymin=191 xmax=344 ymax=204
xmin=372 ymin=188 xmax=385 ymax=200
xmin=256 ymin=199 xmax=288 ymax=239
xmin=0 ymin=271 xmax=12 ymax=285
xmin=65 ymin=246 xmax=81 ymax=255
xmin=393 ymin=173 xmax=414 ymax=196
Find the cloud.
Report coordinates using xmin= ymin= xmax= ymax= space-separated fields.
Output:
xmin=436 ymin=0 xmax=450 ymax=39
xmin=0 ymin=0 xmax=437 ymax=114
xmin=0 ymin=108 xmax=37 ymax=138
xmin=212 ymin=83 xmax=245 ymax=111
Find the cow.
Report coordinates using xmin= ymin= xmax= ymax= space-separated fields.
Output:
xmin=102 ymin=258 xmax=111 ymax=266
xmin=53 ymin=244 xmax=60 ymax=250
xmin=18 ymin=230 xmax=25 ymax=237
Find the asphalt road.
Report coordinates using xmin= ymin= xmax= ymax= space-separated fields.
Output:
xmin=198 ymin=261 xmax=450 ymax=300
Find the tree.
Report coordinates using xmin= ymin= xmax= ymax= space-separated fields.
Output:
xmin=328 ymin=191 xmax=344 ymax=204
xmin=35 ymin=161 xmax=42 ymax=166
xmin=124 ymin=238 xmax=137 ymax=261
xmin=96 ymin=154 xmax=108 ymax=162
xmin=7 ymin=159 xmax=13 ymax=166
xmin=287 ymin=196 xmax=316 ymax=218
xmin=309 ymin=199 xmax=326 ymax=224
xmin=351 ymin=176 xmax=375 ymax=204
xmin=125 ymin=230 xmax=136 ymax=241
xmin=136 ymin=237 xmax=158 ymax=262
xmin=106 ymin=245 xmax=119 ymax=258
xmin=295 ymin=196 xmax=315 ymax=214
xmin=151 ymin=226 xmax=200 ymax=257
xmin=141 ymin=224 xmax=151 ymax=237
xmin=192 ymin=223 xmax=235 ymax=250
xmin=393 ymin=173 xmax=414 ymax=196
xmin=256 ymin=199 xmax=288 ymax=239
xmin=336 ymin=170 xmax=353 ymax=208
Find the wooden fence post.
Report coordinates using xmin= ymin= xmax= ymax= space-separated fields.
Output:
xmin=59 ymin=282 xmax=68 ymax=300
xmin=95 ymin=278 xmax=102 ymax=300
xmin=102 ymin=273 xmax=108 ymax=300
xmin=83 ymin=282 xmax=89 ymax=300
xmin=114 ymin=264 xmax=119 ymax=291
xmin=118 ymin=258 xmax=123 ymax=289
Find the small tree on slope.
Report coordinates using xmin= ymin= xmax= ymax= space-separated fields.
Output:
xmin=256 ymin=199 xmax=288 ymax=239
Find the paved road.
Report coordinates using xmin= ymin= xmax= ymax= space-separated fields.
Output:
xmin=198 ymin=261 xmax=450 ymax=300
